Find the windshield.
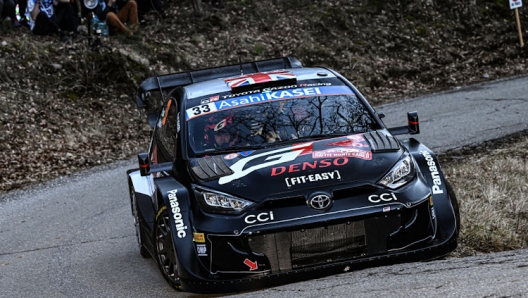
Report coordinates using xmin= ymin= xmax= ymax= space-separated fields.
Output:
xmin=186 ymin=91 xmax=379 ymax=155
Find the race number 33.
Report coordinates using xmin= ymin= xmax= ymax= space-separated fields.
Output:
xmin=185 ymin=103 xmax=218 ymax=120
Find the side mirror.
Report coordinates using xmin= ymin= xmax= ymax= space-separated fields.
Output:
xmin=388 ymin=111 xmax=420 ymax=135
xmin=407 ymin=111 xmax=419 ymax=134
xmin=138 ymin=153 xmax=150 ymax=176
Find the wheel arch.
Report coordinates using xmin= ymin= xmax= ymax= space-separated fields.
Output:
xmin=402 ymin=138 xmax=459 ymax=243
xmin=154 ymin=177 xmax=211 ymax=283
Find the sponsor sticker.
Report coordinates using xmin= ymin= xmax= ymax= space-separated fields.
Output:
xmin=193 ymin=232 xmax=205 ymax=243
xmin=196 ymin=244 xmax=207 ymax=256
xmin=285 ymin=170 xmax=341 ymax=187
xmin=200 ymin=95 xmax=220 ymax=105
xmin=245 ymin=211 xmax=274 ymax=224
xmin=239 ymin=150 xmax=255 ymax=157
xmin=327 ymin=134 xmax=369 ymax=148
xmin=368 ymin=192 xmax=397 ymax=203
xmin=186 ymin=86 xmax=355 ymax=120
xmin=271 ymin=157 xmax=349 ymax=176
xmin=312 ymin=148 xmax=372 ymax=160
xmin=185 ymin=102 xmax=218 ymax=120
xmin=220 ymin=83 xmax=333 ymax=100
xmin=219 ymin=143 xmax=313 ymax=185
xmin=167 ymin=189 xmax=188 ymax=238
xmin=299 ymin=82 xmax=332 ymax=87
xmin=224 ymin=153 xmax=239 ymax=160
xmin=420 ymin=151 xmax=444 ymax=195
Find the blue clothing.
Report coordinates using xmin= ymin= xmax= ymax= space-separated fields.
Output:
xmin=26 ymin=0 xmax=54 ymax=30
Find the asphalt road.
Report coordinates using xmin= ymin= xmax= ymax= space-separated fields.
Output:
xmin=1 ymin=75 xmax=528 ymax=297
xmin=376 ymin=75 xmax=528 ymax=153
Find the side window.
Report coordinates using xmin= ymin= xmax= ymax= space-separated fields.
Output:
xmin=155 ymin=99 xmax=178 ymax=163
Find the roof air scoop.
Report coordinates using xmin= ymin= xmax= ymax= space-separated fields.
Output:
xmin=224 ymin=70 xmax=297 ymax=93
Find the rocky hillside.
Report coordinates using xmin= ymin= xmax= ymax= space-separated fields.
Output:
xmin=1 ymin=0 xmax=527 ymax=192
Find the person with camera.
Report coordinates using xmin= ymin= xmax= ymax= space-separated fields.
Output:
xmin=94 ymin=0 xmax=138 ymax=36
xmin=27 ymin=0 xmax=78 ymax=42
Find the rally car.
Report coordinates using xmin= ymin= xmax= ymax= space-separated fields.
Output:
xmin=126 ymin=57 xmax=460 ymax=293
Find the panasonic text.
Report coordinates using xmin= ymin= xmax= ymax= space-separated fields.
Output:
xmin=168 ymin=189 xmax=188 ymax=238
xmin=420 ymin=151 xmax=444 ymax=195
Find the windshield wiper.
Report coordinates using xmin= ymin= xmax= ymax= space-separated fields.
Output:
xmin=200 ymin=144 xmax=267 ymax=156
xmin=293 ymin=132 xmax=349 ymax=142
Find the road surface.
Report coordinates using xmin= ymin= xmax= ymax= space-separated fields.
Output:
xmin=1 ymin=75 xmax=528 ymax=297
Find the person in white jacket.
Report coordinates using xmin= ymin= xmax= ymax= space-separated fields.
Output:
xmin=27 ymin=0 xmax=77 ymax=42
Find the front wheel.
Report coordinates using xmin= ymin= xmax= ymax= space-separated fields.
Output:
xmin=155 ymin=207 xmax=182 ymax=290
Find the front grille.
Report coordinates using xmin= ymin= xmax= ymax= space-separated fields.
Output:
xmin=248 ymin=221 xmax=366 ymax=272
xmin=207 ymin=199 xmax=434 ymax=274
xmin=256 ymin=196 xmax=307 ymax=209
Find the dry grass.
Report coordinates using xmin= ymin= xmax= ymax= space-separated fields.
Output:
xmin=442 ymin=135 xmax=528 ymax=256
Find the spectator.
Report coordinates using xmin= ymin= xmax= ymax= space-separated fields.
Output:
xmin=16 ymin=0 xmax=29 ymax=27
xmin=27 ymin=0 xmax=78 ymax=42
xmin=95 ymin=0 xmax=138 ymax=36
xmin=1 ymin=0 xmax=16 ymax=25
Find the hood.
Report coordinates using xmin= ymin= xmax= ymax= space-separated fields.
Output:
xmin=189 ymin=131 xmax=403 ymax=202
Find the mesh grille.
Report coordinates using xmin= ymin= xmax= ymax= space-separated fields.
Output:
xmin=248 ymin=221 xmax=366 ymax=272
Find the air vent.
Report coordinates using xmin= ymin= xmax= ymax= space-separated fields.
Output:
xmin=190 ymin=155 xmax=233 ymax=180
xmin=256 ymin=196 xmax=307 ymax=210
xmin=363 ymin=131 xmax=400 ymax=152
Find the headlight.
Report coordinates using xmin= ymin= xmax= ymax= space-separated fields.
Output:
xmin=378 ymin=153 xmax=415 ymax=189
xmin=193 ymin=186 xmax=254 ymax=214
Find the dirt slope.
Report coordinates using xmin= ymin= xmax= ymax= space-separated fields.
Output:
xmin=0 ymin=0 xmax=527 ymax=192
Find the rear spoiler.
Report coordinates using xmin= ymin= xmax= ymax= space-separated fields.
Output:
xmin=135 ymin=56 xmax=303 ymax=110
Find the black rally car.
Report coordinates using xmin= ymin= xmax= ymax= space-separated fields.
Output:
xmin=126 ymin=57 xmax=460 ymax=293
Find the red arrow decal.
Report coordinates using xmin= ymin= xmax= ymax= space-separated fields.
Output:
xmin=244 ymin=258 xmax=258 ymax=271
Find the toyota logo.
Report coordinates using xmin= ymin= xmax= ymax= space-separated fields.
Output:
xmin=308 ymin=193 xmax=332 ymax=210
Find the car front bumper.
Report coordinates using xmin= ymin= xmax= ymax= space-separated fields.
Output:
xmin=177 ymin=194 xmax=457 ymax=293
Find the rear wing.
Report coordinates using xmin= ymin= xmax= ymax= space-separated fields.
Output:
xmin=135 ymin=56 xmax=303 ymax=110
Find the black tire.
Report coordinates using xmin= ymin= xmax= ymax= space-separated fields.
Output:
xmin=155 ymin=207 xmax=183 ymax=291
xmin=445 ymin=180 xmax=461 ymax=236
xmin=130 ymin=184 xmax=150 ymax=258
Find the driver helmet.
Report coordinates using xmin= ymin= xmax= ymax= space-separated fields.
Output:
xmin=204 ymin=114 xmax=237 ymax=149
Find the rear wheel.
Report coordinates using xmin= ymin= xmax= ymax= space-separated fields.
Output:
xmin=130 ymin=184 xmax=150 ymax=258
xmin=155 ymin=208 xmax=182 ymax=290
